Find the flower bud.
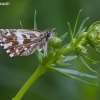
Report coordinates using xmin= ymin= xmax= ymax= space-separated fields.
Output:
xmin=87 ymin=23 xmax=100 ymax=48
xmin=50 ymin=37 xmax=62 ymax=49
xmin=76 ymin=44 xmax=87 ymax=54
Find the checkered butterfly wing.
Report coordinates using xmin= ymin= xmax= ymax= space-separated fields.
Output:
xmin=0 ymin=29 xmax=55 ymax=58
xmin=0 ymin=29 xmax=42 ymax=57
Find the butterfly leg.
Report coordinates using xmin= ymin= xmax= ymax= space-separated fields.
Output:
xmin=37 ymin=48 xmax=44 ymax=57
xmin=43 ymin=43 xmax=48 ymax=56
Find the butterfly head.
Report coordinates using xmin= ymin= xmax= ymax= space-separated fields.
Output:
xmin=45 ymin=28 xmax=55 ymax=41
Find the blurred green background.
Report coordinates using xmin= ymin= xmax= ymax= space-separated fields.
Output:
xmin=0 ymin=0 xmax=100 ymax=100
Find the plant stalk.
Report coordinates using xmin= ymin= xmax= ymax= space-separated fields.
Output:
xmin=12 ymin=66 xmax=45 ymax=100
xmin=12 ymin=44 xmax=71 ymax=100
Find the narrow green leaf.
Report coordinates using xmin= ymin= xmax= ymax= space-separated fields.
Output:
xmin=78 ymin=54 xmax=97 ymax=73
xmin=72 ymin=31 xmax=84 ymax=47
xmin=75 ymin=17 xmax=89 ymax=37
xmin=60 ymin=33 xmax=68 ymax=41
xmin=55 ymin=61 xmax=71 ymax=66
xmin=79 ymin=51 xmax=100 ymax=64
xmin=34 ymin=10 xmax=37 ymax=29
xmin=51 ymin=64 xmax=56 ymax=67
xmin=73 ymin=9 xmax=82 ymax=37
xmin=49 ymin=67 xmax=97 ymax=85
xmin=64 ymin=56 xmax=77 ymax=62
xmin=50 ymin=67 xmax=97 ymax=78
xmin=20 ymin=21 xmax=23 ymax=29
xmin=86 ymin=56 xmax=99 ymax=64
xmin=49 ymin=67 xmax=75 ymax=78
xmin=58 ymin=43 xmax=69 ymax=51
xmin=68 ymin=22 xmax=73 ymax=40
xmin=72 ymin=76 xmax=98 ymax=85
xmin=95 ymin=48 xmax=100 ymax=53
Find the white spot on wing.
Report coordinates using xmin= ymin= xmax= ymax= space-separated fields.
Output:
xmin=23 ymin=46 xmax=25 ymax=49
xmin=25 ymin=34 xmax=30 ymax=39
xmin=16 ymin=49 xmax=19 ymax=53
xmin=0 ymin=43 xmax=3 ymax=46
xmin=30 ymin=44 xmax=35 ymax=47
xmin=2 ymin=38 xmax=6 ymax=42
xmin=4 ymin=42 xmax=12 ymax=49
xmin=9 ymin=53 xmax=14 ymax=57
xmin=18 ymin=40 xmax=23 ymax=44
xmin=6 ymin=32 xmax=11 ymax=36
xmin=14 ymin=31 xmax=24 ymax=44
xmin=6 ymin=29 xmax=11 ymax=36
xmin=6 ymin=50 xmax=10 ymax=53
xmin=34 ymin=31 xmax=41 ymax=37
xmin=31 ymin=38 xmax=37 ymax=41
xmin=24 ymin=48 xmax=27 ymax=50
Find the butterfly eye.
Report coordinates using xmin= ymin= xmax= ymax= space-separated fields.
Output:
xmin=40 ymin=34 xmax=43 ymax=36
xmin=47 ymin=33 xmax=50 ymax=37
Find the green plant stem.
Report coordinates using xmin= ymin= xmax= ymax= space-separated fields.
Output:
xmin=12 ymin=44 xmax=71 ymax=100
xmin=12 ymin=66 xmax=45 ymax=100
xmin=45 ymin=44 xmax=71 ymax=68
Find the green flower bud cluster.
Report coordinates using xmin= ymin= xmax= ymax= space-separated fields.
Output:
xmin=76 ymin=44 xmax=87 ymax=54
xmin=72 ymin=33 xmax=87 ymax=55
xmin=87 ymin=23 xmax=100 ymax=48
xmin=50 ymin=36 xmax=62 ymax=49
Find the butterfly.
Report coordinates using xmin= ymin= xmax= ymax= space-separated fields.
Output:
xmin=0 ymin=29 xmax=55 ymax=58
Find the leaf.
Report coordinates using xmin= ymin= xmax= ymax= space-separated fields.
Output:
xmin=58 ymin=43 xmax=69 ymax=51
xmin=20 ymin=21 xmax=24 ymax=29
xmin=68 ymin=22 xmax=73 ymax=40
xmin=49 ymin=67 xmax=98 ymax=85
xmin=73 ymin=9 xmax=83 ymax=37
xmin=50 ymin=67 xmax=97 ymax=78
xmin=75 ymin=17 xmax=89 ymax=37
xmin=60 ymin=33 xmax=68 ymax=41
xmin=78 ymin=54 xmax=97 ymax=73
xmin=78 ymin=51 xmax=100 ymax=64
xmin=72 ymin=77 xmax=98 ymax=85
xmin=34 ymin=10 xmax=37 ymax=29
xmin=55 ymin=61 xmax=71 ymax=66
xmin=64 ymin=56 xmax=77 ymax=62
xmin=51 ymin=64 xmax=56 ymax=67
xmin=95 ymin=48 xmax=100 ymax=53
xmin=55 ymin=55 xmax=77 ymax=63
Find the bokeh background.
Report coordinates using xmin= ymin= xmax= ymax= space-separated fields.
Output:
xmin=0 ymin=0 xmax=100 ymax=100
